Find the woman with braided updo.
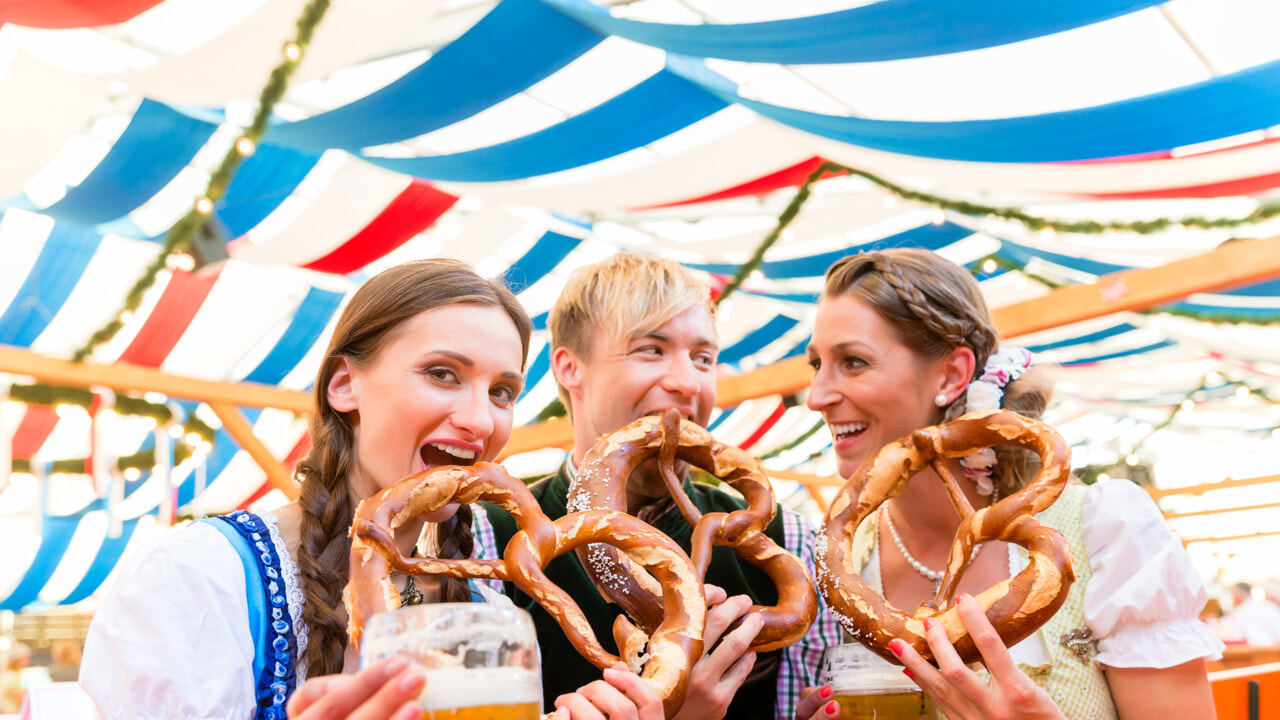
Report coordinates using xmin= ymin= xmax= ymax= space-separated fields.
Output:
xmin=83 ymin=259 xmax=663 ymax=720
xmin=796 ymin=249 xmax=1221 ymax=720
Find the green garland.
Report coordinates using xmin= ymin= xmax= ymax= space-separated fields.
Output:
xmin=832 ymin=163 xmax=1280 ymax=235
xmin=71 ymin=0 xmax=333 ymax=362
xmin=8 ymin=382 xmax=214 ymax=442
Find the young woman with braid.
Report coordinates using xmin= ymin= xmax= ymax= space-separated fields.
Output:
xmin=795 ymin=249 xmax=1222 ymax=720
xmin=82 ymin=259 xmax=664 ymax=720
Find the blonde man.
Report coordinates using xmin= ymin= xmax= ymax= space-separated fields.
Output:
xmin=475 ymin=252 xmax=840 ymax=720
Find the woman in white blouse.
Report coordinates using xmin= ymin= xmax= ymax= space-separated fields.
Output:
xmin=82 ymin=260 xmax=662 ymax=720
xmin=798 ymin=249 xmax=1222 ymax=720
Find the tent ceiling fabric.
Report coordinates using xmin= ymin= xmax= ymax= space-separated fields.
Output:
xmin=2 ymin=0 xmax=1280 ymax=608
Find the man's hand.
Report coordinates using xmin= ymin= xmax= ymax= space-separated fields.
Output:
xmin=286 ymin=658 xmax=425 ymax=720
xmin=671 ymin=584 xmax=763 ymax=720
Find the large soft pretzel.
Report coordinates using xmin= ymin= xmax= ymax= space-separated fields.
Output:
xmin=345 ymin=462 xmax=706 ymax=716
xmin=569 ymin=409 xmax=817 ymax=653
xmin=817 ymin=410 xmax=1075 ymax=666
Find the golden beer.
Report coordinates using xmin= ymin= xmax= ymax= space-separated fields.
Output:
xmin=820 ymin=643 xmax=939 ymax=720
xmin=831 ymin=688 xmax=939 ymax=720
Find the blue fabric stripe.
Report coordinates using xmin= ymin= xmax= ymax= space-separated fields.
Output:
xmin=520 ymin=345 xmax=551 ymax=401
xmin=366 ymin=68 xmax=727 ymax=182
xmin=779 ymin=335 xmax=810 ymax=360
xmin=707 ymin=408 xmax=734 ymax=433
xmin=501 ymin=231 xmax=583 ymax=293
xmin=242 ymin=287 xmax=345 ymax=386
xmin=217 ymin=144 xmax=321 ymax=238
xmin=1161 ymin=302 xmax=1280 ymax=320
xmin=58 ymin=519 xmax=141 ymax=605
xmin=668 ymin=55 xmax=1280 ymax=162
xmin=1024 ymin=323 xmax=1141 ymax=353
xmin=531 ymin=312 xmax=549 ymax=332
xmin=0 ymin=220 xmax=102 ymax=347
xmin=994 ymin=241 xmax=1130 ymax=276
xmin=204 ymin=517 xmax=268 ymax=683
xmin=719 ymin=315 xmax=799 ymax=366
xmin=687 ymin=222 xmax=974 ymax=278
xmin=266 ymin=0 xmax=603 ymax=150
xmin=543 ymin=0 xmax=1160 ymax=64
xmin=41 ymin=100 xmax=218 ymax=225
xmin=1060 ymin=340 xmax=1176 ymax=366
xmin=0 ymin=515 xmax=80 ymax=610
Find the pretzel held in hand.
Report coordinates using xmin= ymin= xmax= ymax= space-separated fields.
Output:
xmin=569 ymin=409 xmax=817 ymax=653
xmin=345 ymin=462 xmax=706 ymax=717
xmin=817 ymin=410 xmax=1075 ymax=666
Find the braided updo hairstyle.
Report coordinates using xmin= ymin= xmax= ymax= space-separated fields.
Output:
xmin=295 ymin=259 xmax=531 ymax=676
xmin=821 ymin=248 xmax=1053 ymax=496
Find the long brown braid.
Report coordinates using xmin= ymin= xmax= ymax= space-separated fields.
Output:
xmin=821 ymin=248 xmax=1049 ymax=494
xmin=294 ymin=259 xmax=531 ymax=676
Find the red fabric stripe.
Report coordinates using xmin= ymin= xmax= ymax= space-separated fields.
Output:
xmin=1074 ymin=171 xmax=1280 ymax=200
xmin=303 ymin=181 xmax=458 ymax=275
xmin=116 ymin=268 xmax=222 ymax=368
xmin=0 ymin=0 xmax=167 ymax=28
xmin=12 ymin=405 xmax=59 ymax=459
xmin=643 ymin=157 xmax=847 ymax=209
xmin=738 ymin=402 xmax=787 ymax=451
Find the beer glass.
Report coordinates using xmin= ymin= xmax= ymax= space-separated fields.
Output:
xmin=360 ymin=603 xmax=542 ymax=720
xmin=819 ymin=642 xmax=940 ymax=720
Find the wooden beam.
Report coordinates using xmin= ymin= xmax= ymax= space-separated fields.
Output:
xmin=0 ymin=344 xmax=311 ymax=413
xmin=1182 ymin=529 xmax=1280 ymax=546
xmin=993 ymin=235 xmax=1280 ymax=338
xmin=208 ymin=402 xmax=299 ymax=501
xmin=1164 ymin=499 xmax=1280 ymax=520
xmin=499 ymin=418 xmax=573 ymax=460
xmin=1147 ymin=474 xmax=1280 ymax=500
xmin=762 ymin=468 xmax=844 ymax=488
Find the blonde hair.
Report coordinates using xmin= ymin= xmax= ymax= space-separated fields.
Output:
xmin=549 ymin=252 xmax=714 ymax=413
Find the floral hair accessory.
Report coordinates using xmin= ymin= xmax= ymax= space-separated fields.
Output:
xmin=958 ymin=347 xmax=1033 ymax=495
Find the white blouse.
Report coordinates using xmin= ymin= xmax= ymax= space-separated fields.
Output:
xmin=866 ymin=479 xmax=1223 ymax=669
xmin=82 ymin=512 xmax=308 ymax=720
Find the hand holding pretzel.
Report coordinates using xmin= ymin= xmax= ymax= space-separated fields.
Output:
xmin=569 ymin=409 xmax=817 ymax=653
xmin=817 ymin=410 xmax=1075 ymax=666
xmin=345 ymin=462 xmax=707 ymax=717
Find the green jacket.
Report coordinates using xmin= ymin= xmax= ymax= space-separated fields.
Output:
xmin=478 ymin=463 xmax=791 ymax=719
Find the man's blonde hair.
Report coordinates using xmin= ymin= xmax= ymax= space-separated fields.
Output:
xmin=550 ymin=252 xmax=715 ymax=411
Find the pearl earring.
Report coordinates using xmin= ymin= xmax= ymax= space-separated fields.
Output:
xmin=934 ymin=393 xmax=949 ymax=407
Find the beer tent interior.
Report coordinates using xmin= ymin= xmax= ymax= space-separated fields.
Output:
xmin=0 ymin=0 xmax=1279 ymax=620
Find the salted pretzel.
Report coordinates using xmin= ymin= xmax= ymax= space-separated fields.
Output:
xmin=569 ymin=409 xmax=817 ymax=653
xmin=817 ymin=409 xmax=1075 ymax=666
xmin=345 ymin=462 xmax=706 ymax=717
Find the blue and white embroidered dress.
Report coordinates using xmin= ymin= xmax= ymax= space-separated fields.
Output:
xmin=82 ymin=511 xmax=308 ymax=720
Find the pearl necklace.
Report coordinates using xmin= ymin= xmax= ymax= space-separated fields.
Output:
xmin=881 ymin=490 xmax=995 ymax=591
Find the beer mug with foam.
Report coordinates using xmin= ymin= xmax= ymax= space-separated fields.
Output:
xmin=819 ymin=642 xmax=941 ymax=720
xmin=361 ymin=603 xmax=542 ymax=720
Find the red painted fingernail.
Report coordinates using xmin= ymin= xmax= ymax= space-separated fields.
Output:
xmin=889 ymin=639 xmax=904 ymax=657
xmin=820 ymin=685 xmax=832 ymax=699
xmin=923 ymin=618 xmax=935 ymax=632
xmin=957 ymin=592 xmax=971 ymax=604
xmin=825 ymin=700 xmax=839 ymax=715
xmin=903 ymin=668 xmax=916 ymax=681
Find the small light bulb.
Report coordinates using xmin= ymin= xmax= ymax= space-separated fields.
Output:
xmin=173 ymin=253 xmax=195 ymax=272
xmin=169 ymin=425 xmax=184 ymax=439
xmin=119 ymin=310 xmax=134 ymax=324
xmin=982 ymin=259 xmax=997 ymax=273
xmin=1205 ymin=371 xmax=1222 ymax=385
xmin=749 ymin=269 xmax=764 ymax=281
xmin=1180 ymin=399 xmax=1195 ymax=412
xmin=235 ymin=137 xmax=255 ymax=156
xmin=186 ymin=432 xmax=202 ymax=446
xmin=55 ymin=404 xmax=76 ymax=418
xmin=1236 ymin=385 xmax=1251 ymax=398
xmin=1040 ymin=227 xmax=1056 ymax=241
xmin=1125 ymin=453 xmax=1140 ymax=467
xmin=123 ymin=467 xmax=141 ymax=481
xmin=194 ymin=196 xmax=214 ymax=214
xmin=283 ymin=42 xmax=302 ymax=61
xmin=931 ymin=210 xmax=945 ymax=225
xmin=1097 ymin=473 xmax=1110 ymax=483
xmin=883 ymin=195 xmax=896 ymax=209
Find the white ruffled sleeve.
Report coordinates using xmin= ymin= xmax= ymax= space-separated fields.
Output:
xmin=1081 ymin=479 xmax=1225 ymax=669
xmin=82 ymin=521 xmax=258 ymax=720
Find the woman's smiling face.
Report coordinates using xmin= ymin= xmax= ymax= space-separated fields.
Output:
xmin=328 ymin=303 xmax=525 ymax=501
xmin=805 ymin=294 xmax=950 ymax=480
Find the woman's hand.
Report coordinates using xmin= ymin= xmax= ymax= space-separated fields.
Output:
xmin=891 ymin=593 xmax=1066 ymax=720
xmin=796 ymin=684 xmax=841 ymax=720
xmin=286 ymin=658 xmax=425 ymax=720
xmin=551 ymin=663 xmax=665 ymax=720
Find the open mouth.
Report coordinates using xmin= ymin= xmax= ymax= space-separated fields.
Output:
xmin=419 ymin=442 xmax=480 ymax=470
xmin=829 ymin=421 xmax=868 ymax=443
xmin=644 ymin=410 xmax=696 ymax=423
